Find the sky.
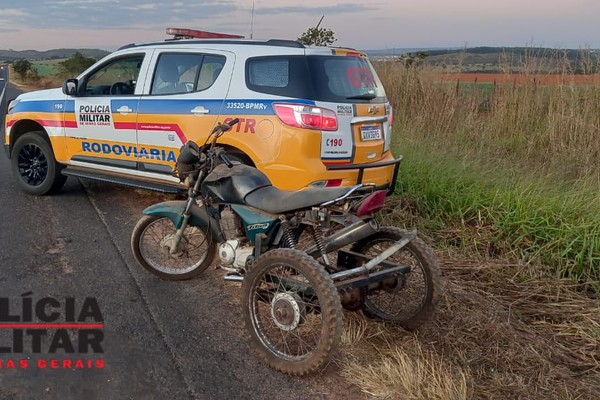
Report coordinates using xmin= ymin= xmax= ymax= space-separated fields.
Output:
xmin=0 ymin=0 xmax=598 ymax=51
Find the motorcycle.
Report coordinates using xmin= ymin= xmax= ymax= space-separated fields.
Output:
xmin=131 ymin=118 xmax=442 ymax=376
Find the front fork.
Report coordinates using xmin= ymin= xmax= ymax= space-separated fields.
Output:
xmin=168 ymin=170 xmax=205 ymax=255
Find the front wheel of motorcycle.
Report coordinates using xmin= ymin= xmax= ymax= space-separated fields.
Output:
xmin=131 ymin=215 xmax=216 ymax=280
xmin=241 ymin=248 xmax=343 ymax=376
xmin=351 ymin=226 xmax=442 ymax=330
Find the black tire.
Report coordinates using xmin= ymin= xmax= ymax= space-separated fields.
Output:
xmin=10 ymin=132 xmax=67 ymax=195
xmin=131 ymin=215 xmax=216 ymax=280
xmin=351 ymin=226 xmax=442 ymax=330
xmin=241 ymin=248 xmax=343 ymax=376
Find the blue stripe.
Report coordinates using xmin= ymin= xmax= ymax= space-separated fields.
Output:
xmin=138 ymin=99 xmax=224 ymax=114
xmin=137 ymin=98 xmax=315 ymax=115
xmin=13 ymin=98 xmax=316 ymax=116
xmin=12 ymin=100 xmax=75 ymax=114
xmin=111 ymin=99 xmax=139 ymax=111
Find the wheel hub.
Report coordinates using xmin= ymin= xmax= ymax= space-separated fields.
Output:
xmin=19 ymin=145 xmax=48 ymax=185
xmin=270 ymin=292 xmax=305 ymax=331
xmin=382 ymin=275 xmax=405 ymax=294
xmin=160 ymin=234 xmax=188 ymax=258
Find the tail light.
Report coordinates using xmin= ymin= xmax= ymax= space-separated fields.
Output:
xmin=309 ymin=179 xmax=343 ymax=188
xmin=274 ymin=103 xmax=338 ymax=131
xmin=325 ymin=179 xmax=343 ymax=187
xmin=355 ymin=190 xmax=387 ymax=216
xmin=388 ymin=106 xmax=394 ymax=127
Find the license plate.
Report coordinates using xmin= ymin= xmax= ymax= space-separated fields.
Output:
xmin=360 ymin=125 xmax=382 ymax=141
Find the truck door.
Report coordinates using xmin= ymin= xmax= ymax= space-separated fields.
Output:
xmin=66 ymin=53 xmax=148 ymax=171
xmin=136 ymin=50 xmax=233 ymax=175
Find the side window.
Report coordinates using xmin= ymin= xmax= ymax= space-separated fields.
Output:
xmin=85 ymin=55 xmax=144 ymax=96
xmin=245 ymin=56 xmax=310 ymax=98
xmin=248 ymin=59 xmax=289 ymax=87
xmin=196 ymin=55 xmax=225 ymax=91
xmin=151 ymin=53 xmax=225 ymax=95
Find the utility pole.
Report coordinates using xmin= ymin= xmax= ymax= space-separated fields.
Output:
xmin=250 ymin=0 xmax=255 ymax=39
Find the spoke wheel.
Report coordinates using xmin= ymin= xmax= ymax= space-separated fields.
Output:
xmin=351 ymin=227 xmax=442 ymax=330
xmin=131 ymin=215 xmax=216 ymax=280
xmin=242 ymin=248 xmax=343 ymax=376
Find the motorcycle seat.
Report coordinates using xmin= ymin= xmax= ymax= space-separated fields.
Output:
xmin=244 ymin=185 xmax=352 ymax=214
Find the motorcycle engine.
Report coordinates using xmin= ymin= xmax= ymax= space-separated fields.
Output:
xmin=219 ymin=239 xmax=254 ymax=271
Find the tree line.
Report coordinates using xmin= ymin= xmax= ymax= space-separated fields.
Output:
xmin=12 ymin=52 xmax=96 ymax=82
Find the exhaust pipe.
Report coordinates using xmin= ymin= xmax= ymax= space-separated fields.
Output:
xmin=306 ymin=219 xmax=379 ymax=257
xmin=224 ymin=275 xmax=244 ymax=282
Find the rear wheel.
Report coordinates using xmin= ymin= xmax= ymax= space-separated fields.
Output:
xmin=351 ymin=227 xmax=442 ymax=330
xmin=242 ymin=248 xmax=343 ymax=375
xmin=131 ymin=215 xmax=216 ymax=280
xmin=11 ymin=132 xmax=66 ymax=195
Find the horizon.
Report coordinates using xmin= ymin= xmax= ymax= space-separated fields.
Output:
xmin=1 ymin=45 xmax=598 ymax=56
xmin=1 ymin=1 xmax=599 ymax=52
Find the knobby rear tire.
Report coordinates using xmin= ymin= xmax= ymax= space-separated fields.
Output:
xmin=241 ymin=248 xmax=343 ymax=376
xmin=351 ymin=226 xmax=442 ymax=330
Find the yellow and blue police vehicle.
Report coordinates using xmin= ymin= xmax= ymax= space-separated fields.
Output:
xmin=3 ymin=28 xmax=400 ymax=195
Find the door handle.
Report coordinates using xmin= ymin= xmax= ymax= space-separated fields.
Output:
xmin=191 ymin=106 xmax=209 ymax=115
xmin=117 ymin=105 xmax=133 ymax=114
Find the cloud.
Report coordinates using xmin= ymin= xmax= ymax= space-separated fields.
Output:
xmin=0 ymin=0 xmax=237 ymax=30
xmin=256 ymin=3 xmax=376 ymax=16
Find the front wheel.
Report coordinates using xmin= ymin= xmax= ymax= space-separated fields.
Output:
xmin=242 ymin=248 xmax=343 ymax=376
xmin=131 ymin=215 xmax=216 ymax=280
xmin=351 ymin=227 xmax=442 ymax=330
xmin=11 ymin=132 xmax=67 ymax=195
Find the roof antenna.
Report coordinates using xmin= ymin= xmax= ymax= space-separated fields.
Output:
xmin=315 ymin=15 xmax=324 ymax=30
xmin=250 ymin=0 xmax=255 ymax=39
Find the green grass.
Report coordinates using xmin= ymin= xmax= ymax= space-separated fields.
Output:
xmin=32 ymin=63 xmax=58 ymax=76
xmin=389 ymin=138 xmax=600 ymax=283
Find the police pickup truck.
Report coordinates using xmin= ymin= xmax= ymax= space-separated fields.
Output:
xmin=3 ymin=28 xmax=400 ymax=195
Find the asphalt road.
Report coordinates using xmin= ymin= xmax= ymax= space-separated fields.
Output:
xmin=0 ymin=83 xmax=343 ymax=399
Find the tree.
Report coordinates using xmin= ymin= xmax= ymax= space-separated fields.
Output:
xmin=13 ymin=59 xmax=32 ymax=80
xmin=58 ymin=52 xmax=96 ymax=77
xmin=298 ymin=16 xmax=336 ymax=47
xmin=395 ymin=52 xmax=429 ymax=69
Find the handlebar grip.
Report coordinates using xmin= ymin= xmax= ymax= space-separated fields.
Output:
xmin=219 ymin=151 xmax=234 ymax=168
xmin=228 ymin=118 xmax=240 ymax=127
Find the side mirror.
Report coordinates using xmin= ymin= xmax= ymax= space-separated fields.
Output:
xmin=62 ymin=79 xmax=79 ymax=96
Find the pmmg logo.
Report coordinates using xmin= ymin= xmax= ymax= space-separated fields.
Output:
xmin=0 ymin=292 xmax=105 ymax=370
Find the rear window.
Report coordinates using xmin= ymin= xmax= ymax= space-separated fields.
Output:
xmin=246 ymin=55 xmax=387 ymax=103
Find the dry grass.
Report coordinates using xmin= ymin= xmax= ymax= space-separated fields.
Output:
xmin=375 ymin=61 xmax=600 ymax=181
xmin=340 ymin=319 xmax=470 ymax=400
xmin=336 ymin=256 xmax=600 ymax=399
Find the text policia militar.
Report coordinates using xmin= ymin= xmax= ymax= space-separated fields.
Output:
xmin=0 ymin=293 xmax=105 ymax=370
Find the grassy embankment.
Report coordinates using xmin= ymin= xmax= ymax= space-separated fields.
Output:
xmin=379 ymin=62 xmax=600 ymax=284
xmin=332 ymin=62 xmax=599 ymax=399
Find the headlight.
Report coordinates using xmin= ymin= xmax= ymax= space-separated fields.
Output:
xmin=7 ymin=99 xmax=19 ymax=114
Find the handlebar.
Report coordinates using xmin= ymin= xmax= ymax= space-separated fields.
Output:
xmin=211 ymin=118 xmax=239 ymax=135
xmin=217 ymin=148 xmax=234 ymax=168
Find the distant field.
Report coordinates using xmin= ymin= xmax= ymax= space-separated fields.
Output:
xmin=31 ymin=58 xmax=66 ymax=77
xmin=32 ymin=64 xmax=58 ymax=76
xmin=440 ymin=72 xmax=600 ymax=85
